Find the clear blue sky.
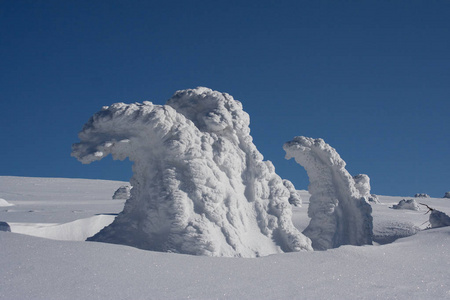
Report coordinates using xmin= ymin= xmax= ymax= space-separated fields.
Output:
xmin=1 ymin=1 xmax=449 ymax=197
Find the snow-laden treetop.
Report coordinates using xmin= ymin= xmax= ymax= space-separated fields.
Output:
xmin=72 ymin=87 xmax=312 ymax=257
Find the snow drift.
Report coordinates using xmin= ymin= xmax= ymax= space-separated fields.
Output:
xmin=429 ymin=209 xmax=450 ymax=228
xmin=392 ymin=199 xmax=420 ymax=211
xmin=284 ymin=136 xmax=373 ymax=250
xmin=0 ymin=198 xmax=13 ymax=207
xmin=72 ymin=87 xmax=312 ymax=257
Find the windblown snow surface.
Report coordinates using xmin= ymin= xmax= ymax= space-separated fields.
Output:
xmin=1 ymin=176 xmax=450 ymax=299
xmin=71 ymin=87 xmax=312 ymax=257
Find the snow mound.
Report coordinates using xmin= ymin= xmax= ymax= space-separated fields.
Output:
xmin=443 ymin=192 xmax=450 ymax=199
xmin=72 ymin=87 xmax=312 ymax=257
xmin=112 ymin=185 xmax=131 ymax=199
xmin=429 ymin=209 xmax=450 ymax=228
xmin=414 ymin=193 xmax=430 ymax=198
xmin=391 ymin=199 xmax=420 ymax=211
xmin=283 ymin=179 xmax=302 ymax=206
xmin=284 ymin=136 xmax=373 ymax=250
xmin=0 ymin=198 xmax=14 ymax=207
xmin=372 ymin=221 xmax=419 ymax=244
xmin=0 ymin=221 xmax=11 ymax=232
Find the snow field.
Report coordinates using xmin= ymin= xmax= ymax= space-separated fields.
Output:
xmin=1 ymin=176 xmax=450 ymax=299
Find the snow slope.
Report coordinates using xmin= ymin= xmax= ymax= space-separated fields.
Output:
xmin=1 ymin=176 xmax=450 ymax=299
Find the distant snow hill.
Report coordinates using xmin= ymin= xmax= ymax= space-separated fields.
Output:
xmin=1 ymin=176 xmax=450 ymax=299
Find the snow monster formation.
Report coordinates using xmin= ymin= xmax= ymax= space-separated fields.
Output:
xmin=72 ymin=87 xmax=313 ymax=257
xmin=284 ymin=137 xmax=373 ymax=250
xmin=353 ymin=174 xmax=379 ymax=203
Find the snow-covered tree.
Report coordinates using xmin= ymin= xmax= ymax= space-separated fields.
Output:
xmin=72 ymin=87 xmax=312 ymax=257
xmin=284 ymin=137 xmax=373 ymax=250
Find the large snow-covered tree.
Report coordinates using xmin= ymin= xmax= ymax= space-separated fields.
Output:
xmin=72 ymin=87 xmax=312 ymax=257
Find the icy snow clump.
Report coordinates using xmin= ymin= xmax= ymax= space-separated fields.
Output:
xmin=284 ymin=137 xmax=373 ymax=250
xmin=443 ymin=192 xmax=450 ymax=199
xmin=429 ymin=209 xmax=450 ymax=228
xmin=112 ymin=186 xmax=131 ymax=200
xmin=283 ymin=179 xmax=302 ymax=206
xmin=72 ymin=87 xmax=312 ymax=257
xmin=353 ymin=174 xmax=379 ymax=203
xmin=392 ymin=199 xmax=420 ymax=211
xmin=414 ymin=193 xmax=430 ymax=198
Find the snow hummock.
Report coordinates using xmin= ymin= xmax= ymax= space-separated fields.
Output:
xmin=0 ymin=198 xmax=13 ymax=207
xmin=429 ymin=209 xmax=450 ymax=228
xmin=392 ymin=199 xmax=420 ymax=211
xmin=284 ymin=136 xmax=373 ymax=250
xmin=414 ymin=193 xmax=430 ymax=198
xmin=283 ymin=179 xmax=302 ymax=206
xmin=72 ymin=87 xmax=312 ymax=257
xmin=112 ymin=186 xmax=131 ymax=199
xmin=443 ymin=192 xmax=450 ymax=199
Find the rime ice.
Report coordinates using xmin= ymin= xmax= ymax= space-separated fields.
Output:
xmin=284 ymin=136 xmax=373 ymax=250
xmin=72 ymin=87 xmax=312 ymax=257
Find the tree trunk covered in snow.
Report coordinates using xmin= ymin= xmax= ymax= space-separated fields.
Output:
xmin=284 ymin=137 xmax=373 ymax=250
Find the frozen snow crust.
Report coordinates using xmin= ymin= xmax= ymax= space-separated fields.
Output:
xmin=284 ymin=137 xmax=373 ymax=250
xmin=72 ymin=87 xmax=312 ymax=257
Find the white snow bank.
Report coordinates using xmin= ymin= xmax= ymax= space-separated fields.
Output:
xmin=392 ymin=199 xmax=420 ymax=211
xmin=283 ymin=179 xmax=302 ymax=206
xmin=0 ymin=198 xmax=13 ymax=207
xmin=284 ymin=136 xmax=373 ymax=250
xmin=9 ymin=215 xmax=116 ymax=241
xmin=112 ymin=185 xmax=131 ymax=199
xmin=443 ymin=192 xmax=450 ymax=199
xmin=72 ymin=87 xmax=312 ymax=257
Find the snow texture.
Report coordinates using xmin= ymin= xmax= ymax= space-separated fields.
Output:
xmin=392 ymin=199 xmax=420 ymax=211
xmin=72 ymin=87 xmax=312 ymax=257
xmin=429 ymin=209 xmax=450 ymax=228
xmin=284 ymin=136 xmax=373 ymax=250
xmin=443 ymin=192 xmax=450 ymax=199
xmin=283 ymin=179 xmax=302 ymax=206
xmin=112 ymin=186 xmax=131 ymax=199
xmin=414 ymin=193 xmax=430 ymax=198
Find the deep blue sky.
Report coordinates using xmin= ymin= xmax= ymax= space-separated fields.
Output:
xmin=1 ymin=1 xmax=449 ymax=197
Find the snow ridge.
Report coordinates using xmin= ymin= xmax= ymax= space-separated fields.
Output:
xmin=72 ymin=87 xmax=312 ymax=257
xmin=284 ymin=136 xmax=373 ymax=250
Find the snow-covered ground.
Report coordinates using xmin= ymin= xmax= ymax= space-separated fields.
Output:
xmin=1 ymin=176 xmax=450 ymax=299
